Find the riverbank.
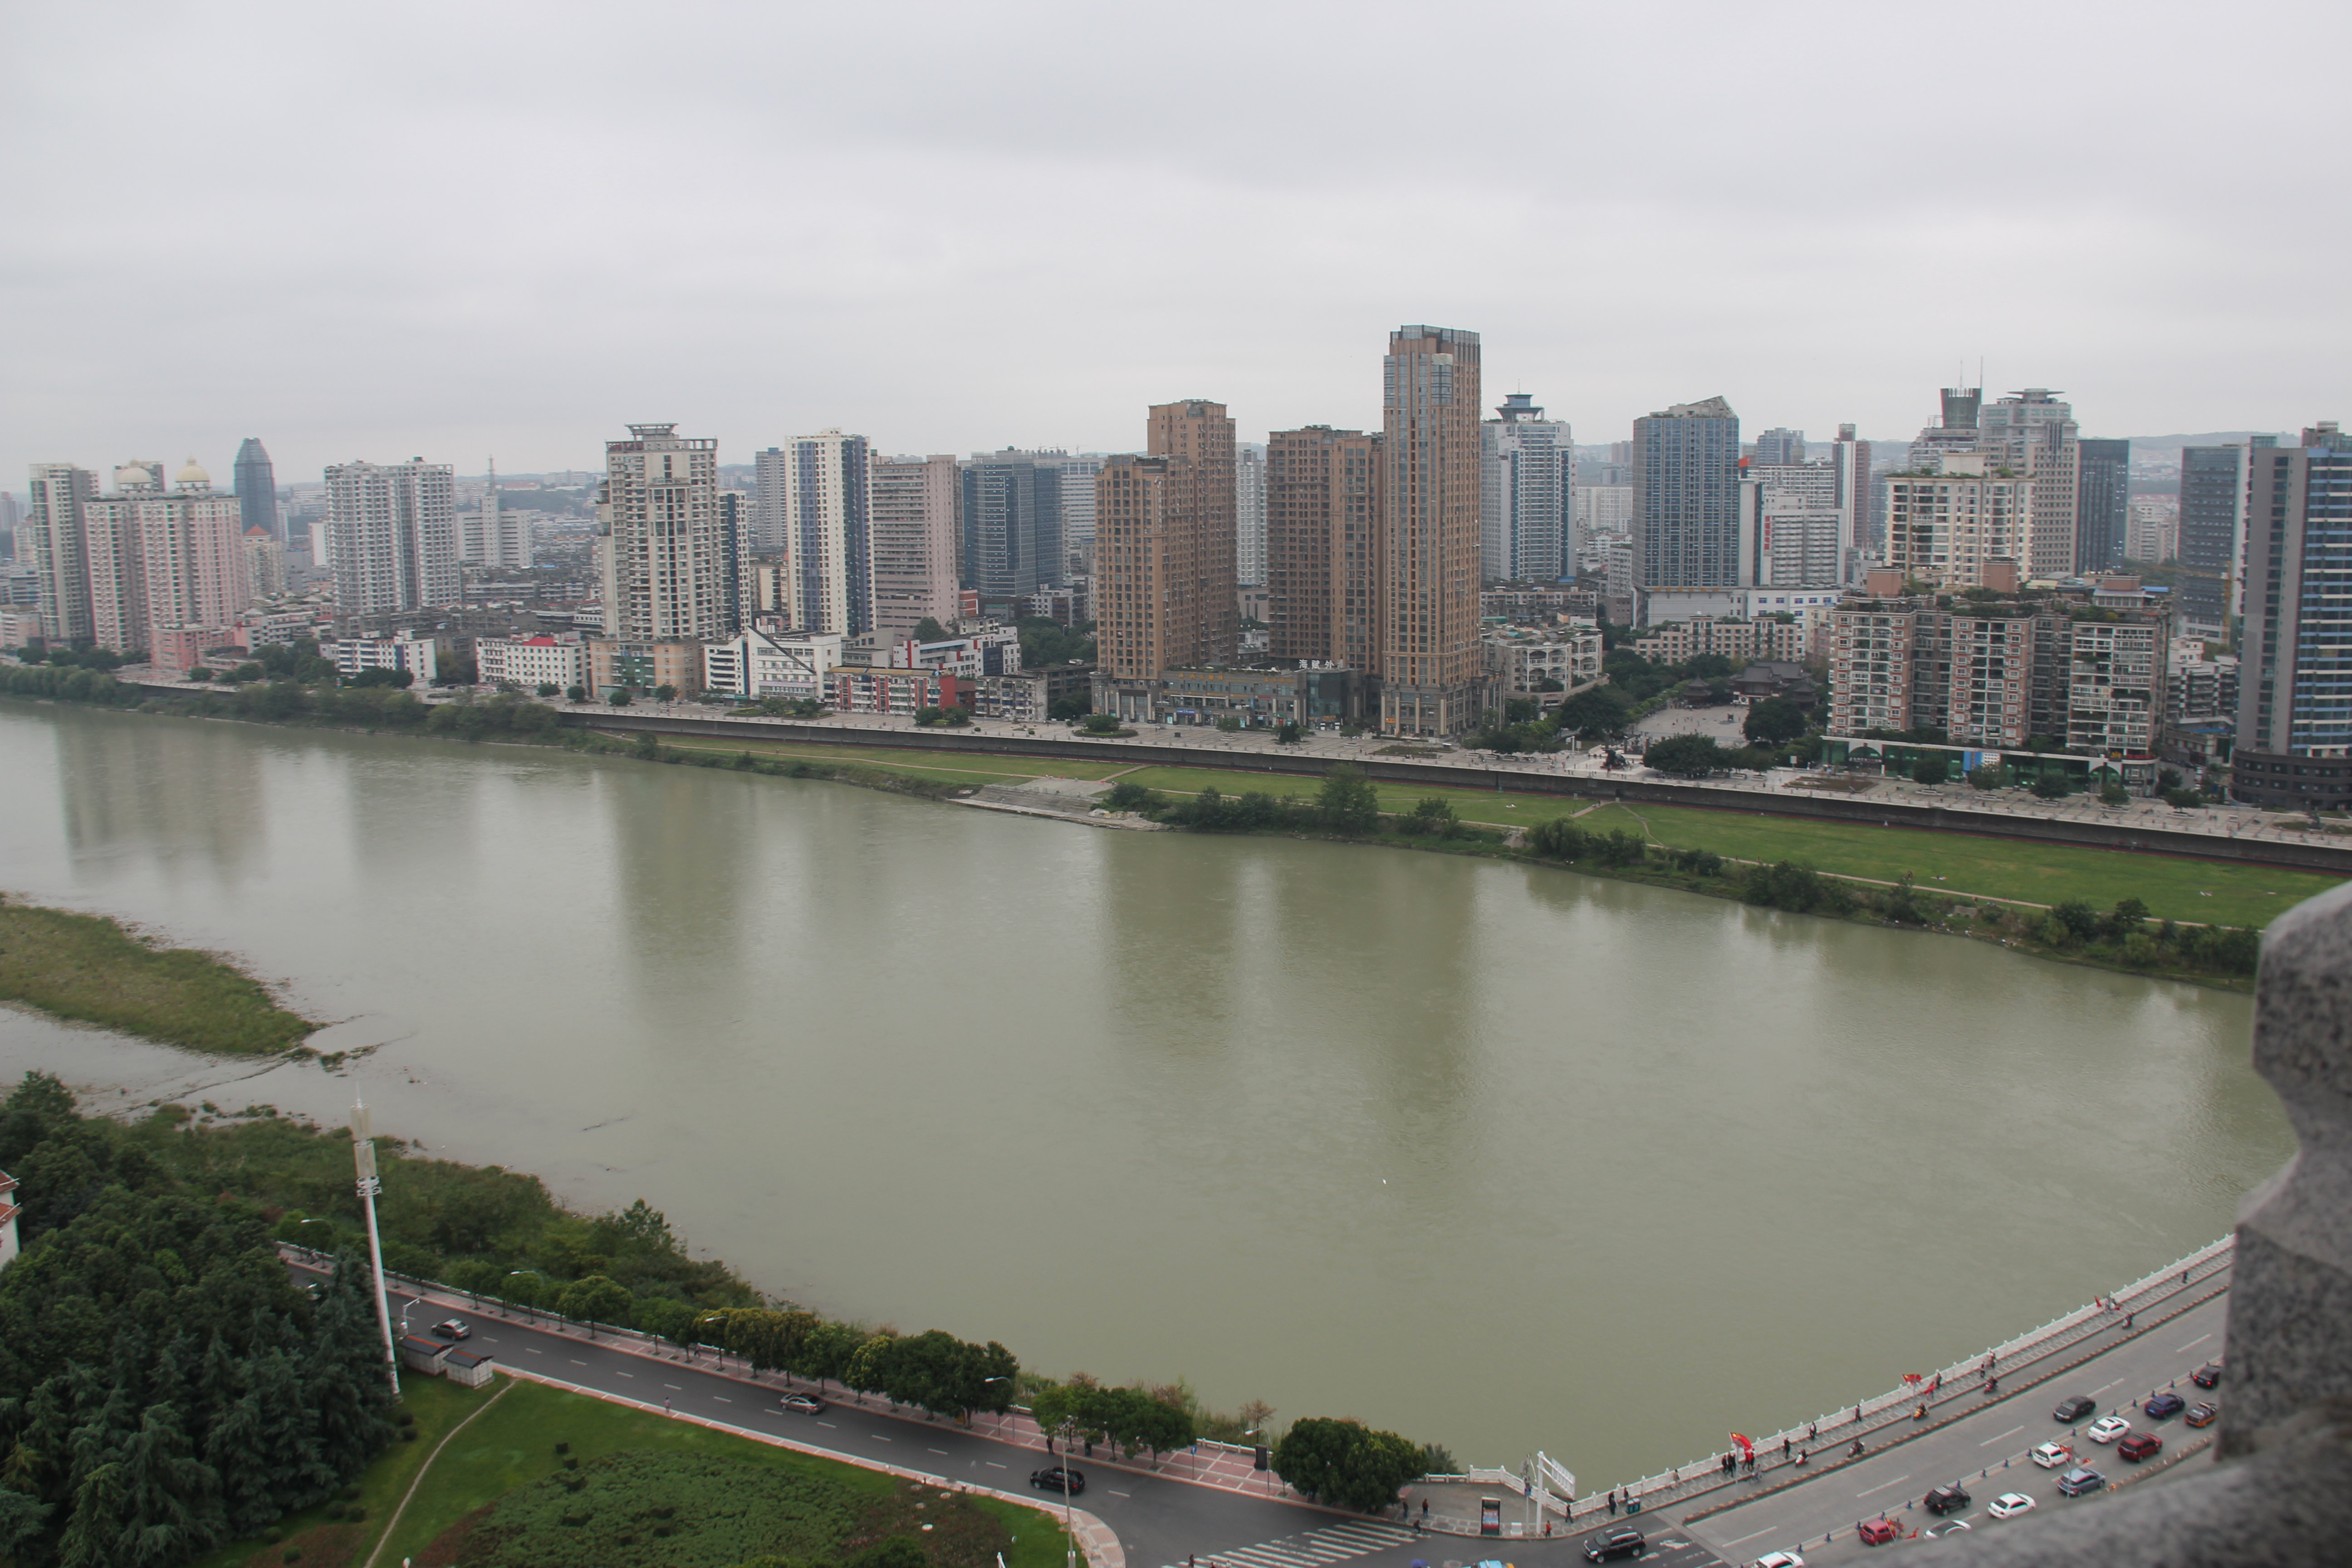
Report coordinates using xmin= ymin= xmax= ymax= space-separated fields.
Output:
xmin=0 ymin=893 xmax=318 ymax=1053
xmin=5 ymin=685 xmax=2295 ymax=986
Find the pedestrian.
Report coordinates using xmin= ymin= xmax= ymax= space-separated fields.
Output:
xmin=1931 ymin=1373 xmax=1940 ymax=1395
xmin=1608 ymin=1491 xmax=1618 ymax=1517
xmin=2183 ymin=1269 xmax=2191 ymax=1285
xmin=1808 ymin=1423 xmax=1818 ymax=1442
xmin=1854 ymin=1406 xmax=1862 ymax=1425
xmin=1782 ymin=1437 xmax=1791 ymax=1461
xmin=1421 ymin=1500 xmax=1429 ymax=1519
xmin=2124 ymin=1312 xmax=2134 ymax=1330
xmin=665 ymin=1398 xmax=672 ymax=1416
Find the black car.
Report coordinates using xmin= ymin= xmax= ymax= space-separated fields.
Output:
xmin=1923 ymin=1484 xmax=1971 ymax=1515
xmin=2143 ymin=1392 xmax=2186 ymax=1419
xmin=1029 ymin=1467 xmax=1085 ymax=1496
xmin=2191 ymin=1361 xmax=2223 ymax=1389
xmin=2053 ymin=1395 xmax=2098 ymax=1423
xmin=430 ymin=1318 xmax=471 ymax=1341
xmin=1582 ymin=1527 xmax=1647 ymax=1563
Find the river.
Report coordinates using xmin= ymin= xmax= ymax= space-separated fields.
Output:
xmin=0 ymin=701 xmax=2294 ymax=1487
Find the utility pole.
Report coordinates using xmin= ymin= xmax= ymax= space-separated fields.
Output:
xmin=352 ymin=1098 xmax=401 ymax=1398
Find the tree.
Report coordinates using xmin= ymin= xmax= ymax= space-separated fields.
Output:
xmin=1315 ymin=765 xmax=1380 ymax=835
xmin=2030 ymin=773 xmax=2068 ymax=799
xmin=1555 ymin=684 xmax=1632 ymax=742
xmin=1644 ymin=734 xmax=1724 ymax=778
xmin=565 ymin=685 xmax=586 ymax=702
xmin=609 ymin=690 xmax=633 ymax=707
xmin=536 ymin=682 xmax=561 ymax=697
xmin=555 ymin=1274 xmax=632 ymax=1328
xmin=1049 ymin=693 xmax=1092 ymax=721
xmin=2099 ymin=779 xmax=2130 ymax=807
xmin=1404 ymin=798 xmax=1457 ymax=837
xmin=1742 ymin=697 xmax=1810 ymax=747
xmin=912 ymin=617 xmax=949 ymax=643
xmin=654 ymin=684 xmax=679 ymax=702
xmin=1079 ymin=713 xmax=1124 ymax=735
xmin=1967 ymin=764 xmax=2003 ymax=790
xmin=1271 ymin=1418 xmax=1421 ymax=1513
xmin=792 ymin=1320 xmax=867 ymax=1388
xmin=1910 ymin=753 xmax=1950 ymax=785
xmin=350 ymin=667 xmax=412 ymax=689
xmin=1276 ymin=720 xmax=1304 ymax=744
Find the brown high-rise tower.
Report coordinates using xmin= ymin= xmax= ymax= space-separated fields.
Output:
xmin=1378 ymin=325 xmax=1486 ymax=735
xmin=1097 ymin=400 xmax=1237 ymax=681
xmin=1267 ymin=426 xmax=1380 ymax=671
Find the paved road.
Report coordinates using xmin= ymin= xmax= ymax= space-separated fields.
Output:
xmin=1680 ymin=1294 xmax=2228 ymax=1568
xmin=348 ymin=1272 xmax=1405 ymax=1568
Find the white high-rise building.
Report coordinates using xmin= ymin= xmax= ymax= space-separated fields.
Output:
xmin=781 ymin=429 xmax=872 ymax=636
xmin=1882 ymin=453 xmax=2032 ymax=591
xmin=1235 ymin=442 xmax=1267 ymax=585
xmin=326 ymin=458 xmax=460 ymax=616
xmin=1742 ymin=461 xmax=1849 ymax=587
xmin=24 ymin=461 xmax=98 ymax=643
xmin=1045 ymin=452 xmax=1103 ymax=578
xmin=1573 ymin=483 xmax=1633 ymax=536
xmin=461 ymin=460 xmax=534 ymax=570
xmin=599 ymin=424 xmax=732 ymax=638
xmin=868 ymin=453 xmax=960 ymax=642
xmin=1480 ymin=392 xmax=1573 ymax=581
xmin=1980 ymin=389 xmax=2080 ymax=579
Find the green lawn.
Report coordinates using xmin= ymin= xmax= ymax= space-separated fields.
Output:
xmin=1110 ymin=768 xmax=2337 ymax=926
xmin=351 ymin=1375 xmax=1073 ymax=1568
xmin=1568 ymin=802 xmax=2337 ymax=926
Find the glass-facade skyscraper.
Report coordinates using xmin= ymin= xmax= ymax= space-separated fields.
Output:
xmin=2075 ymin=438 xmax=2131 ymax=574
xmin=233 ymin=438 xmax=278 ymax=542
xmin=1631 ymin=396 xmax=1741 ymax=593
xmin=2176 ymin=444 xmax=2243 ymax=638
xmin=960 ymin=451 xmax=1064 ymax=606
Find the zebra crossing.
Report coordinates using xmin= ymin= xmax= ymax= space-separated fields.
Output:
xmin=1162 ymin=1520 xmax=1421 ymax=1568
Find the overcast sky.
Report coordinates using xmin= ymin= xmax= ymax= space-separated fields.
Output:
xmin=5 ymin=1 xmax=2344 ymax=486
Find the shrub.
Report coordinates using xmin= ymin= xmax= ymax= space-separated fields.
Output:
xmin=2122 ymin=933 xmax=2161 ymax=969
xmin=2099 ymin=780 xmax=2131 ymax=807
xmin=2030 ymin=774 xmax=2068 ymax=800
xmin=1103 ymin=781 xmax=1162 ymax=814
xmin=1643 ymin=734 xmax=1725 ymax=778
xmin=1744 ymin=861 xmax=1848 ymax=914
xmin=1910 ymin=753 xmax=1950 ymax=785
xmin=1404 ymin=798 xmax=1458 ymax=837
xmin=1966 ymin=764 xmax=2003 ymax=791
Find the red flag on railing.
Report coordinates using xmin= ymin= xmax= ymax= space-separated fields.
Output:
xmin=1730 ymin=1433 xmax=1754 ymax=1460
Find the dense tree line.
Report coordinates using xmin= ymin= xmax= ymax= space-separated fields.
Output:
xmin=1029 ymin=1379 xmax=1194 ymax=1460
xmin=690 ymin=1312 xmax=1018 ymax=1422
xmin=1 ymin=664 xmax=140 ymax=706
xmin=0 ymin=1074 xmax=392 ymax=1566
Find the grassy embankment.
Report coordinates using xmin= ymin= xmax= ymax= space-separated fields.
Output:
xmin=192 ymin=1374 xmax=1076 ymax=1568
xmin=629 ymin=734 xmax=2339 ymax=928
xmin=0 ymin=893 xmax=316 ymax=1052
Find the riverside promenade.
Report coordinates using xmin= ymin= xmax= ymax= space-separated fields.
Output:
xmin=554 ymin=701 xmax=2352 ymax=876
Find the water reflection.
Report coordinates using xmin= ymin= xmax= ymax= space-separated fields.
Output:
xmin=54 ymin=707 xmax=265 ymax=886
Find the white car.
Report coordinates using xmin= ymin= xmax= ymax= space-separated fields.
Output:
xmin=2030 ymin=1442 xmax=2073 ymax=1469
xmin=1753 ymin=1554 xmax=1807 ymax=1568
xmin=2087 ymin=1415 xmax=2133 ymax=1444
xmin=1989 ymin=1494 xmax=2036 ymax=1519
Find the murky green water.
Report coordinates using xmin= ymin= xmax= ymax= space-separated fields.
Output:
xmin=0 ymin=702 xmax=2293 ymax=1487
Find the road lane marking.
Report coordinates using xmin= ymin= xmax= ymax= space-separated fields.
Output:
xmin=664 ymin=1384 xmax=683 ymax=1390
xmin=930 ymin=1448 xmax=950 ymax=1455
xmin=1981 ymin=1425 xmax=2025 ymax=1446
xmin=1857 ymin=1474 xmax=1912 ymax=1497
xmin=570 ymin=1359 xmax=588 ymax=1366
xmin=817 ymin=1421 xmax=838 ymax=1428
xmin=2092 ymin=1380 xmax=2120 ymax=1395
xmin=2176 ymin=1334 xmax=2211 ymax=1353
xmin=523 ymin=1347 xmax=541 ymax=1354
xmin=872 ymin=1434 xmax=892 ymax=1442
xmin=1108 ymin=1489 xmax=1131 ymax=1497
xmin=714 ymin=1396 xmax=731 ymax=1403
xmin=986 ymin=1461 xmax=1006 ymax=1469
xmin=1720 ymin=1527 xmax=1778 ymax=1546
xmin=615 ymin=1371 xmax=633 ymax=1378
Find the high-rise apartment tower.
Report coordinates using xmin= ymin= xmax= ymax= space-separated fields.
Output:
xmin=1480 ymin=392 xmax=1573 ymax=582
xmin=868 ymin=453 xmax=960 ymax=642
xmin=1266 ymin=426 xmax=1380 ymax=670
xmin=1379 ymin=325 xmax=1485 ymax=736
xmin=24 ymin=462 xmax=98 ymax=643
xmin=2176 ymin=445 xmax=2243 ymax=639
xmin=326 ymin=457 xmax=460 ymax=617
xmin=598 ymin=424 xmax=731 ymax=638
xmin=2232 ymin=421 xmax=2352 ymax=809
xmin=783 ymin=430 xmax=872 ymax=636
xmin=1631 ymin=395 xmax=1742 ymax=595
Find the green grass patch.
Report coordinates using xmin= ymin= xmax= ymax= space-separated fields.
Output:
xmin=0 ymin=895 xmax=314 ymax=1053
xmin=347 ymin=1377 xmax=1069 ymax=1568
xmin=1570 ymin=802 xmax=2338 ymax=926
xmin=609 ymin=732 xmax=1131 ymax=790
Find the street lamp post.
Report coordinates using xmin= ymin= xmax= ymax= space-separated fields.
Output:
xmin=509 ymin=1270 xmax=544 ymax=1325
xmin=350 ymin=1099 xmax=400 ymax=1398
xmin=1057 ymin=1418 xmax=1080 ymax=1568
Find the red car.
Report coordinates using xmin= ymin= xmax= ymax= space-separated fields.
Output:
xmin=2117 ymin=1432 xmax=2164 ymax=1462
xmin=1857 ymin=1517 xmax=1903 ymax=1546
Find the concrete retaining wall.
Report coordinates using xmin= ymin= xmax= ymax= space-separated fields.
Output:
xmin=561 ymin=710 xmax=2352 ymax=877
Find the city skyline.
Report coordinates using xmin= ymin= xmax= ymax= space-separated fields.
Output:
xmin=4 ymin=4 xmax=2347 ymax=485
